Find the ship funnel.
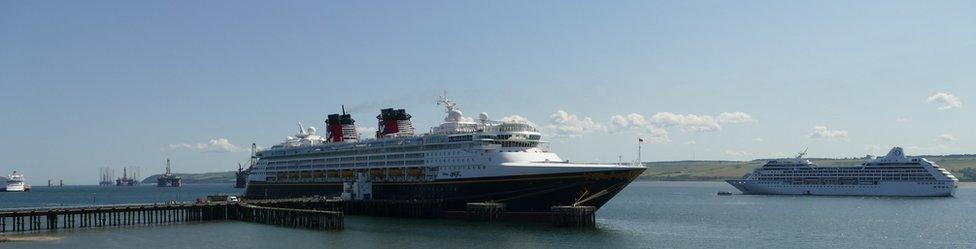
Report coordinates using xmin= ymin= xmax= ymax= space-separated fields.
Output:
xmin=326 ymin=106 xmax=360 ymax=142
xmin=884 ymin=147 xmax=905 ymax=159
xmin=376 ymin=108 xmax=414 ymax=138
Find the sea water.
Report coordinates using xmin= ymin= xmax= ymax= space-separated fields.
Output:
xmin=3 ymin=182 xmax=975 ymax=248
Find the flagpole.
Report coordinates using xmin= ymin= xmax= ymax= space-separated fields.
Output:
xmin=637 ymin=138 xmax=642 ymax=167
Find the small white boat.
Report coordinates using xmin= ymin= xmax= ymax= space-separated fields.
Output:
xmin=5 ymin=171 xmax=27 ymax=192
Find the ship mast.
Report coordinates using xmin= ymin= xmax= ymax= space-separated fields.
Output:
xmin=796 ymin=148 xmax=808 ymax=159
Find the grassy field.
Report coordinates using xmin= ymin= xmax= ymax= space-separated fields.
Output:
xmin=640 ymin=155 xmax=976 ymax=181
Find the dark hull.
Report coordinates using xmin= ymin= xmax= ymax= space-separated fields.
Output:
xmin=245 ymin=168 xmax=645 ymax=212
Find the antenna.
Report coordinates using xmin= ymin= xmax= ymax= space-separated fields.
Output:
xmin=341 ymin=105 xmax=346 ymax=115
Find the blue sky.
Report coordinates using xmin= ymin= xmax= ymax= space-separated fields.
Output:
xmin=1 ymin=1 xmax=973 ymax=184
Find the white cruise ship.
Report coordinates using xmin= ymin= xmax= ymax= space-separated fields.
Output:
xmin=5 ymin=171 xmax=27 ymax=192
xmin=245 ymin=95 xmax=646 ymax=212
xmin=726 ymin=147 xmax=958 ymax=197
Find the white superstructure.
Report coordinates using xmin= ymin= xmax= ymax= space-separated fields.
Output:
xmin=5 ymin=171 xmax=27 ymax=192
xmin=244 ymin=94 xmax=646 ymax=212
xmin=247 ymin=95 xmax=642 ymax=185
xmin=726 ymin=147 xmax=958 ymax=197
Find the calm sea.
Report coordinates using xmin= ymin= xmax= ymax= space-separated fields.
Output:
xmin=2 ymin=181 xmax=975 ymax=248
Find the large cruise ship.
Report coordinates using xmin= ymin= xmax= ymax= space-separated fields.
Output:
xmin=726 ymin=147 xmax=958 ymax=197
xmin=244 ymin=95 xmax=646 ymax=212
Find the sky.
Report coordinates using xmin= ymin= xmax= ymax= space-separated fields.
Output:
xmin=1 ymin=1 xmax=973 ymax=184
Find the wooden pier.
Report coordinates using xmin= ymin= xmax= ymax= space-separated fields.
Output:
xmin=465 ymin=202 xmax=506 ymax=222
xmin=550 ymin=206 xmax=597 ymax=228
xmin=250 ymin=198 xmax=443 ymax=218
xmin=236 ymin=204 xmax=343 ymax=230
xmin=0 ymin=201 xmax=343 ymax=233
xmin=1 ymin=198 xmax=596 ymax=233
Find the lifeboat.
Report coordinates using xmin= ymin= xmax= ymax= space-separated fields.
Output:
xmin=387 ymin=168 xmax=403 ymax=176
xmin=313 ymin=170 xmax=325 ymax=178
xmin=341 ymin=170 xmax=355 ymax=178
xmin=407 ymin=167 xmax=424 ymax=177
xmin=370 ymin=168 xmax=384 ymax=177
xmin=326 ymin=170 xmax=339 ymax=178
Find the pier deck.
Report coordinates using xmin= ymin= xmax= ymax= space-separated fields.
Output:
xmin=0 ymin=201 xmax=343 ymax=233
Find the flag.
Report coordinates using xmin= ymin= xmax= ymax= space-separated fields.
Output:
xmin=638 ymin=138 xmax=645 ymax=143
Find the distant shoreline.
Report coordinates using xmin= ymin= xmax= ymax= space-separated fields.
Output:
xmin=638 ymin=155 xmax=976 ymax=182
xmin=39 ymin=154 xmax=976 ymax=185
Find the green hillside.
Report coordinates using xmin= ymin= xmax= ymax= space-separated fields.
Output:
xmin=139 ymin=171 xmax=238 ymax=184
xmin=640 ymin=155 xmax=976 ymax=181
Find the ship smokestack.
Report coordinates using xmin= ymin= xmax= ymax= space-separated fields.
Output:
xmin=377 ymin=108 xmax=414 ymax=138
xmin=326 ymin=106 xmax=360 ymax=142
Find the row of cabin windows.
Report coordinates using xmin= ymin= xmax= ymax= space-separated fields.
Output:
xmin=262 ymin=160 xmax=426 ymax=170
xmin=443 ymin=165 xmax=486 ymax=170
xmin=432 ymin=158 xmax=475 ymax=164
xmin=260 ymin=164 xmax=487 ymax=176
xmin=759 ymin=172 xmax=932 ymax=177
xmin=753 ymin=177 xmax=937 ymax=181
xmin=264 ymin=143 xmax=477 ymax=158
xmin=263 ymin=153 xmax=425 ymax=166
xmin=262 ymin=149 xmax=476 ymax=168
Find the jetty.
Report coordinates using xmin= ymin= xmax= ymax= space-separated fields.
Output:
xmin=247 ymin=197 xmax=596 ymax=227
xmin=0 ymin=200 xmax=343 ymax=233
xmin=1 ymin=197 xmax=597 ymax=234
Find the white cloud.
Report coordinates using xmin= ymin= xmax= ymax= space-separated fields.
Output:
xmin=609 ymin=113 xmax=649 ymax=131
xmin=684 ymin=140 xmax=697 ymax=145
xmin=608 ymin=113 xmax=670 ymax=143
xmin=607 ymin=111 xmax=753 ymax=142
xmin=752 ymin=138 xmax=764 ymax=142
xmin=647 ymin=127 xmax=670 ymax=143
xmin=807 ymin=126 xmax=848 ymax=140
xmin=927 ymin=92 xmax=962 ymax=110
xmin=937 ymin=134 xmax=957 ymax=142
xmin=500 ymin=115 xmax=538 ymax=127
xmin=546 ymin=110 xmax=752 ymax=142
xmin=169 ymin=138 xmax=242 ymax=153
xmin=724 ymin=150 xmax=752 ymax=157
xmin=896 ymin=118 xmax=910 ymax=123
xmin=650 ymin=112 xmax=721 ymax=132
xmin=717 ymin=112 xmax=756 ymax=124
xmin=545 ymin=110 xmax=606 ymax=137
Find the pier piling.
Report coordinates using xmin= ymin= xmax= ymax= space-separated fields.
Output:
xmin=465 ymin=202 xmax=505 ymax=222
xmin=550 ymin=206 xmax=596 ymax=228
xmin=0 ymin=201 xmax=343 ymax=233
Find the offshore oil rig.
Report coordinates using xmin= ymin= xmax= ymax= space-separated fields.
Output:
xmin=98 ymin=167 xmax=115 ymax=186
xmin=115 ymin=167 xmax=140 ymax=186
xmin=156 ymin=158 xmax=182 ymax=187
